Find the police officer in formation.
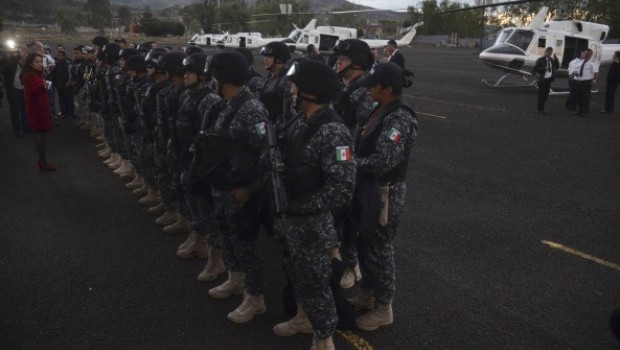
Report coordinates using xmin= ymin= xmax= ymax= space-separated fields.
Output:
xmin=72 ymin=36 xmax=417 ymax=350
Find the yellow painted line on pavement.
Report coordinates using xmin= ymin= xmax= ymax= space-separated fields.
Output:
xmin=336 ymin=330 xmax=374 ymax=350
xmin=541 ymin=240 xmax=620 ymax=272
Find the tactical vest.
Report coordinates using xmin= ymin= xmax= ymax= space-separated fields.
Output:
xmin=356 ymin=98 xmax=416 ymax=184
xmin=332 ymin=78 xmax=362 ymax=129
xmin=283 ymin=107 xmax=343 ymax=198
xmin=195 ymin=90 xmax=258 ymax=190
xmin=259 ymin=70 xmax=286 ymax=122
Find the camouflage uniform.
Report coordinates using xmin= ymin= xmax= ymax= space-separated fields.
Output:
xmin=124 ymin=74 xmax=153 ymax=177
xmin=142 ymin=79 xmax=171 ymax=189
xmin=156 ymin=84 xmax=186 ymax=213
xmin=332 ymin=74 xmax=375 ymax=270
xmin=177 ymin=83 xmax=216 ymax=237
xmin=259 ymin=69 xmax=291 ymax=124
xmin=275 ymin=105 xmax=356 ymax=340
xmin=210 ymin=88 xmax=269 ymax=297
xmin=108 ymin=64 xmax=128 ymax=160
xmin=355 ymin=100 xmax=417 ymax=305
xmin=246 ymin=68 xmax=264 ymax=96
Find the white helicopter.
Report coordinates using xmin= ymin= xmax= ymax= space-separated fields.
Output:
xmin=217 ymin=32 xmax=288 ymax=49
xmin=463 ymin=0 xmax=620 ymax=88
xmin=188 ymin=33 xmax=226 ymax=47
xmin=282 ymin=19 xmax=422 ymax=54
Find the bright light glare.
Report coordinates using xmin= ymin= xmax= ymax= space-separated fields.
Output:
xmin=6 ymin=40 xmax=16 ymax=49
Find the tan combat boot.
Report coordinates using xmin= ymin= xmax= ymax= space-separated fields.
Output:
xmin=163 ymin=213 xmax=189 ymax=234
xmin=108 ymin=156 xmax=124 ymax=169
xmin=147 ymin=202 xmax=166 ymax=216
xmin=155 ymin=210 xmax=177 ymax=226
xmin=227 ymin=293 xmax=267 ymax=324
xmin=103 ymin=153 xmax=118 ymax=165
xmin=138 ymin=186 xmax=160 ymax=206
xmin=126 ymin=175 xmax=144 ymax=191
xmin=119 ymin=163 xmax=135 ymax=182
xmin=348 ymin=288 xmax=375 ymax=311
xmin=340 ymin=264 xmax=362 ymax=289
xmin=273 ymin=304 xmax=313 ymax=336
xmin=98 ymin=146 xmax=111 ymax=159
xmin=355 ymin=302 xmax=393 ymax=331
xmin=95 ymin=135 xmax=106 ymax=142
xmin=176 ymin=232 xmax=209 ymax=259
xmin=96 ymin=140 xmax=107 ymax=149
xmin=310 ymin=336 xmax=335 ymax=350
xmin=208 ymin=271 xmax=245 ymax=299
xmin=132 ymin=182 xmax=148 ymax=196
xmin=112 ymin=160 xmax=128 ymax=175
xmin=197 ymin=247 xmax=226 ymax=282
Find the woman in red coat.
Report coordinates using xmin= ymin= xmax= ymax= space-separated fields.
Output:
xmin=22 ymin=52 xmax=55 ymax=171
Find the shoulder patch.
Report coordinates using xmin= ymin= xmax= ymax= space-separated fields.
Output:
xmin=386 ymin=127 xmax=401 ymax=143
xmin=255 ymin=122 xmax=267 ymax=136
xmin=336 ymin=146 xmax=351 ymax=161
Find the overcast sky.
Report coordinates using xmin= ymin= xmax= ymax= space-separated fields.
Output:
xmin=349 ymin=0 xmax=477 ymax=11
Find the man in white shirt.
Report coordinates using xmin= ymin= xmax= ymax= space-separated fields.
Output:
xmin=565 ymin=51 xmax=585 ymax=111
xmin=571 ymin=48 xmax=599 ymax=117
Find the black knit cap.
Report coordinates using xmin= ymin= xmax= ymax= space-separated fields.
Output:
xmin=235 ymin=47 xmax=254 ymax=66
xmin=287 ymin=59 xmax=339 ymax=99
xmin=126 ymin=55 xmax=147 ymax=73
xmin=209 ymin=50 xmax=249 ymax=85
xmin=159 ymin=51 xmax=187 ymax=76
xmin=185 ymin=45 xmax=204 ymax=55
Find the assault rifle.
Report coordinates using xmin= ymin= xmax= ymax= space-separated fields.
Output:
xmin=267 ymin=122 xmax=288 ymax=215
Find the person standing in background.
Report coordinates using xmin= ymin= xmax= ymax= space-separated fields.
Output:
xmin=22 ymin=53 xmax=55 ymax=171
xmin=51 ymin=50 xmax=73 ymax=119
xmin=2 ymin=45 xmax=30 ymax=136
xmin=385 ymin=40 xmax=405 ymax=69
xmin=534 ymin=47 xmax=559 ymax=115
xmin=601 ymin=51 xmax=620 ymax=114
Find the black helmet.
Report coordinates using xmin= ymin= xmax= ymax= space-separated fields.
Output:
xmin=145 ymin=48 xmax=167 ymax=68
xmin=260 ymin=42 xmax=290 ymax=63
xmin=359 ymin=62 xmax=404 ymax=92
xmin=209 ymin=51 xmax=249 ymax=85
xmin=102 ymin=43 xmax=121 ymax=62
xmin=159 ymin=51 xmax=187 ymax=76
xmin=92 ymin=36 xmax=108 ymax=47
xmin=126 ymin=55 xmax=147 ymax=73
xmin=119 ymin=48 xmax=140 ymax=61
xmin=182 ymin=53 xmax=208 ymax=74
xmin=185 ymin=45 xmax=203 ymax=56
xmin=235 ymin=47 xmax=254 ymax=66
xmin=333 ymin=39 xmax=372 ymax=69
xmin=287 ymin=60 xmax=339 ymax=100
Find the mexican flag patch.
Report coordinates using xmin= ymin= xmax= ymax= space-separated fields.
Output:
xmin=386 ymin=127 xmax=401 ymax=143
xmin=336 ymin=146 xmax=351 ymax=161
xmin=255 ymin=122 xmax=266 ymax=136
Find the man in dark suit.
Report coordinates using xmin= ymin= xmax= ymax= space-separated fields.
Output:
xmin=534 ymin=47 xmax=559 ymax=115
xmin=601 ymin=50 xmax=620 ymax=114
xmin=386 ymin=39 xmax=405 ymax=69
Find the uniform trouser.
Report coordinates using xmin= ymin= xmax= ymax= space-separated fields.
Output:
xmin=605 ymin=83 xmax=618 ymax=113
xmin=334 ymin=206 xmax=358 ymax=269
xmin=141 ymin=138 xmax=158 ymax=186
xmin=576 ymin=80 xmax=593 ymax=115
xmin=274 ymin=210 xmax=339 ymax=340
xmin=358 ymin=181 xmax=406 ymax=305
xmin=537 ymin=79 xmax=552 ymax=112
xmin=566 ymin=79 xmax=577 ymax=110
xmin=185 ymin=190 xmax=221 ymax=245
xmin=9 ymin=87 xmax=28 ymax=132
xmin=57 ymin=85 xmax=74 ymax=117
xmin=213 ymin=187 xmax=265 ymax=296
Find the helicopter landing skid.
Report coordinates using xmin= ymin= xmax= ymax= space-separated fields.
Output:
xmin=482 ymin=73 xmax=537 ymax=88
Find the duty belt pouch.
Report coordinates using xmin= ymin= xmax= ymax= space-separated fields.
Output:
xmin=379 ymin=185 xmax=390 ymax=227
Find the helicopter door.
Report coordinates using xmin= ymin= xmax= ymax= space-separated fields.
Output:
xmin=562 ymin=36 xmax=588 ymax=67
xmin=239 ymin=37 xmax=246 ymax=48
xmin=319 ymin=34 xmax=339 ymax=52
xmin=206 ymin=37 xmax=211 ymax=46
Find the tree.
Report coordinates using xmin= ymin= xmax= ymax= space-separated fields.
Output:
xmin=250 ymin=0 xmax=312 ymax=37
xmin=84 ymin=0 xmax=112 ymax=35
xmin=55 ymin=7 xmax=83 ymax=35
xmin=117 ymin=6 xmax=132 ymax=29
xmin=215 ymin=0 xmax=251 ymax=33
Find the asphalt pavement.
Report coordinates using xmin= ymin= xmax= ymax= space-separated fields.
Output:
xmin=1 ymin=44 xmax=619 ymax=350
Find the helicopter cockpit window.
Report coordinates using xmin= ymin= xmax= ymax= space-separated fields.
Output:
xmin=538 ymin=37 xmax=546 ymax=48
xmin=496 ymin=29 xmax=513 ymax=44
xmin=288 ymin=30 xmax=302 ymax=43
xmin=506 ymin=29 xmax=534 ymax=51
